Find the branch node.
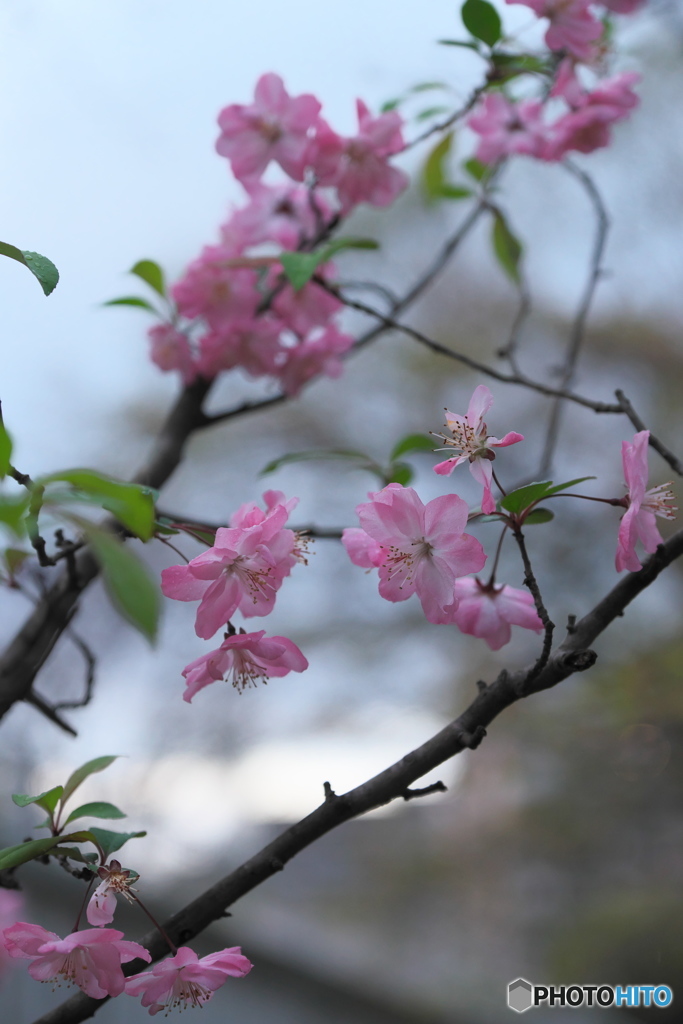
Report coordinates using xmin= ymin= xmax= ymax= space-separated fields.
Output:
xmin=402 ymin=781 xmax=447 ymax=801
xmin=562 ymin=648 xmax=597 ymax=672
xmin=475 ymin=679 xmax=488 ymax=694
xmin=566 ymin=613 xmax=577 ymax=634
xmin=459 ymin=725 xmax=487 ymax=750
xmin=323 ymin=781 xmax=337 ymax=802
xmin=269 ymin=858 xmax=284 ymax=873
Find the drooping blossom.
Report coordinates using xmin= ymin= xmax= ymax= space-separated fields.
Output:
xmin=351 ymin=483 xmax=486 ymax=624
xmin=125 ymin=945 xmax=252 ymax=1016
xmin=86 ymin=860 xmax=138 ymax=927
xmin=449 ymin=577 xmax=543 ymax=650
xmin=433 ymin=385 xmax=524 ymax=514
xmin=316 ymin=100 xmax=409 ymax=213
xmin=161 ymin=491 xmax=302 ymax=639
xmin=616 ymin=431 xmax=676 ymax=572
xmin=2 ymin=922 xmax=150 ymax=999
xmin=182 ymin=629 xmax=308 ymax=701
xmin=148 ymin=324 xmax=198 ymax=385
xmin=468 ymin=94 xmax=549 ymax=164
xmin=506 ymin=0 xmax=603 ymax=61
xmin=216 ymin=73 xmax=322 ymax=183
xmin=545 ymin=67 xmax=640 ymax=159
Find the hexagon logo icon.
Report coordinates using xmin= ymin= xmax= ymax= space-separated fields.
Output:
xmin=508 ymin=978 xmax=533 ymax=1013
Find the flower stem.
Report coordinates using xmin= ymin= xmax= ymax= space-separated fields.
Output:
xmin=486 ymin=525 xmax=509 ymax=587
xmin=133 ymin=895 xmax=178 ymax=955
xmin=491 ymin=467 xmax=507 ymax=497
xmin=72 ymin=875 xmax=96 ymax=932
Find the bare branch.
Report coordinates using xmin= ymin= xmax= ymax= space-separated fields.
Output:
xmin=615 ymin=389 xmax=683 ymax=477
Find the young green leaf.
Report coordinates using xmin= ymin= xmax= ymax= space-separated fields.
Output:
xmin=461 ymin=0 xmax=502 ymax=47
xmin=41 ymin=469 xmax=156 ymax=540
xmin=130 ymin=259 xmax=165 ymax=297
xmin=500 ymin=481 xmax=553 ymax=514
xmin=12 ymin=786 xmax=64 ymax=814
xmin=61 ymin=755 xmax=120 ymax=805
xmin=86 ymin=526 xmax=161 ymax=642
xmin=4 ymin=548 xmax=29 ymax=577
xmin=0 ymin=420 xmax=12 ymax=479
xmin=64 ymin=801 xmax=127 ymax=826
xmin=438 ymin=38 xmax=482 ymax=50
xmin=523 ymin=508 xmax=555 ymax=525
xmin=410 ymin=81 xmax=449 ymax=93
xmin=422 ymin=132 xmax=453 ymax=202
xmin=103 ymin=296 xmax=159 ymax=314
xmin=260 ymin=449 xmax=374 ymax=476
xmin=87 ymin=827 xmax=146 ymax=858
xmin=386 ymin=462 xmax=414 ymax=486
xmin=279 ymin=237 xmax=378 ymax=291
xmin=415 ymin=105 xmax=451 ymax=122
xmin=0 ymin=242 xmax=59 ymax=296
xmin=389 ymin=433 xmax=436 ymax=461
xmin=0 ymin=494 xmax=29 ymax=537
xmin=543 ymin=476 xmax=596 ymax=497
xmin=492 ymin=212 xmax=523 ymax=285
xmin=0 ymin=832 xmax=98 ymax=872
xmin=463 ymin=157 xmax=488 ymax=181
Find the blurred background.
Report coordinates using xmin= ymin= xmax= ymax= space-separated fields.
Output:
xmin=1 ymin=0 xmax=683 ymax=1020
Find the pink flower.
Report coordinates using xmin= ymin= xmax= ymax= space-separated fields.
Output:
xmin=450 ymin=577 xmax=543 ymax=650
xmin=468 ymin=94 xmax=549 ymax=164
xmin=545 ymin=69 xmax=640 ymax=159
xmin=352 ymin=483 xmax=486 ymax=624
xmin=276 ymin=325 xmax=355 ymax=396
xmin=341 ymin=527 xmax=387 ymax=568
xmin=616 ymin=431 xmax=676 ymax=572
xmin=196 ymin=318 xmax=284 ymax=380
xmin=320 ymin=100 xmax=409 ymax=213
xmin=161 ymin=492 xmax=302 ymax=638
xmin=601 ymin=0 xmax=644 ymax=12
xmin=507 ymin=0 xmax=603 ymax=61
xmin=433 ymin=385 xmax=524 ymax=514
xmin=221 ymin=183 xmax=329 ymax=251
xmin=86 ymin=860 xmax=138 ymax=927
xmin=273 ymin=275 xmax=342 ymax=337
xmin=125 ymin=945 xmax=252 ymax=1016
xmin=216 ymin=73 xmax=322 ymax=183
xmin=171 ymin=246 xmax=258 ymax=329
xmin=2 ymin=922 xmax=150 ymax=999
xmin=182 ymin=629 xmax=308 ymax=701
xmin=148 ymin=324 xmax=198 ymax=385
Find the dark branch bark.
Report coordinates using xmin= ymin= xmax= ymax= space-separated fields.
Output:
xmin=29 ymin=526 xmax=683 ymax=1024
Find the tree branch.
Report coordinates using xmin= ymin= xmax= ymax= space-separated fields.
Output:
xmin=29 ymin=525 xmax=683 ymax=1024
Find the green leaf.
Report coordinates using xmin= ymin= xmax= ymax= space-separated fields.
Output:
xmin=415 ymin=105 xmax=451 ymax=122
xmin=386 ymin=462 xmax=413 ymax=486
xmin=87 ymin=827 xmax=146 ymax=858
xmin=461 ymin=0 xmax=502 ymax=47
xmin=422 ymin=132 xmax=453 ymax=202
xmin=12 ymin=786 xmax=64 ymax=814
xmin=524 ymin=507 xmax=555 ymax=525
xmin=41 ymin=469 xmax=156 ymax=540
xmin=61 ymin=755 xmax=120 ymax=805
xmin=0 ymin=494 xmax=29 ymax=537
xmin=261 ymin=449 xmax=373 ymax=476
xmin=438 ymin=38 xmax=482 ymax=50
xmin=4 ymin=547 xmax=29 ymax=577
xmin=380 ymin=97 xmax=402 ymax=112
xmin=279 ymin=237 xmax=379 ymax=291
xmin=64 ymin=801 xmax=127 ymax=826
xmin=0 ymin=242 xmax=59 ymax=296
xmin=543 ymin=476 xmax=596 ymax=497
xmin=85 ymin=525 xmax=160 ymax=642
xmin=492 ymin=212 xmax=523 ymax=285
xmin=410 ymin=81 xmax=449 ymax=93
xmin=0 ymin=832 xmax=97 ymax=872
xmin=489 ymin=52 xmax=549 ymax=80
xmin=0 ymin=421 xmax=12 ymax=479
xmin=500 ymin=481 xmax=552 ymax=514
xmin=463 ymin=157 xmax=488 ymax=181
xmin=103 ymin=296 xmax=159 ymax=313
xmin=389 ymin=433 xmax=435 ymax=461
xmin=130 ymin=259 xmax=165 ymax=297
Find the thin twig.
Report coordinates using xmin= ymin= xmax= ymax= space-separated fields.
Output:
xmin=512 ymin=527 xmax=555 ymax=684
xmin=615 ymin=389 xmax=683 ymax=477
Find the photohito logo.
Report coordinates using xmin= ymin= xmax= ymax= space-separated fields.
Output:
xmin=507 ymin=979 xmax=673 ymax=1012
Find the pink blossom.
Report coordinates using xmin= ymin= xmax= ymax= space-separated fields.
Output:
xmin=125 ymin=945 xmax=252 ymax=1016
xmin=171 ymin=246 xmax=259 ymax=329
xmin=216 ymin=73 xmax=321 ymax=183
xmin=468 ymin=94 xmax=549 ymax=164
xmin=601 ymin=0 xmax=644 ymax=12
xmin=182 ymin=629 xmax=308 ymax=701
xmin=221 ymin=183 xmax=329 ymax=251
xmin=148 ymin=324 xmax=198 ymax=385
xmin=86 ymin=860 xmax=138 ymax=927
xmin=353 ymin=483 xmax=486 ymax=624
xmin=507 ymin=0 xmax=603 ymax=61
xmin=276 ymin=325 xmax=355 ymax=396
xmin=273 ymin=274 xmax=342 ymax=337
xmin=2 ymin=922 xmax=150 ymax=999
xmin=545 ymin=69 xmax=640 ymax=159
xmin=161 ymin=492 xmax=302 ymax=638
xmin=320 ymin=100 xmax=409 ymax=213
xmin=616 ymin=431 xmax=676 ymax=572
xmin=433 ymin=385 xmax=524 ymax=514
xmin=196 ymin=318 xmax=284 ymax=380
xmin=450 ymin=577 xmax=543 ymax=650
xmin=341 ymin=527 xmax=387 ymax=568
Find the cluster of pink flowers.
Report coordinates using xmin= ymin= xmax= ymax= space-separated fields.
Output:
xmin=1 ymin=921 xmax=252 ymax=1015
xmin=468 ymin=0 xmax=643 ymax=164
xmin=161 ymin=491 xmax=308 ymax=699
xmin=148 ymin=74 xmax=408 ymax=395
